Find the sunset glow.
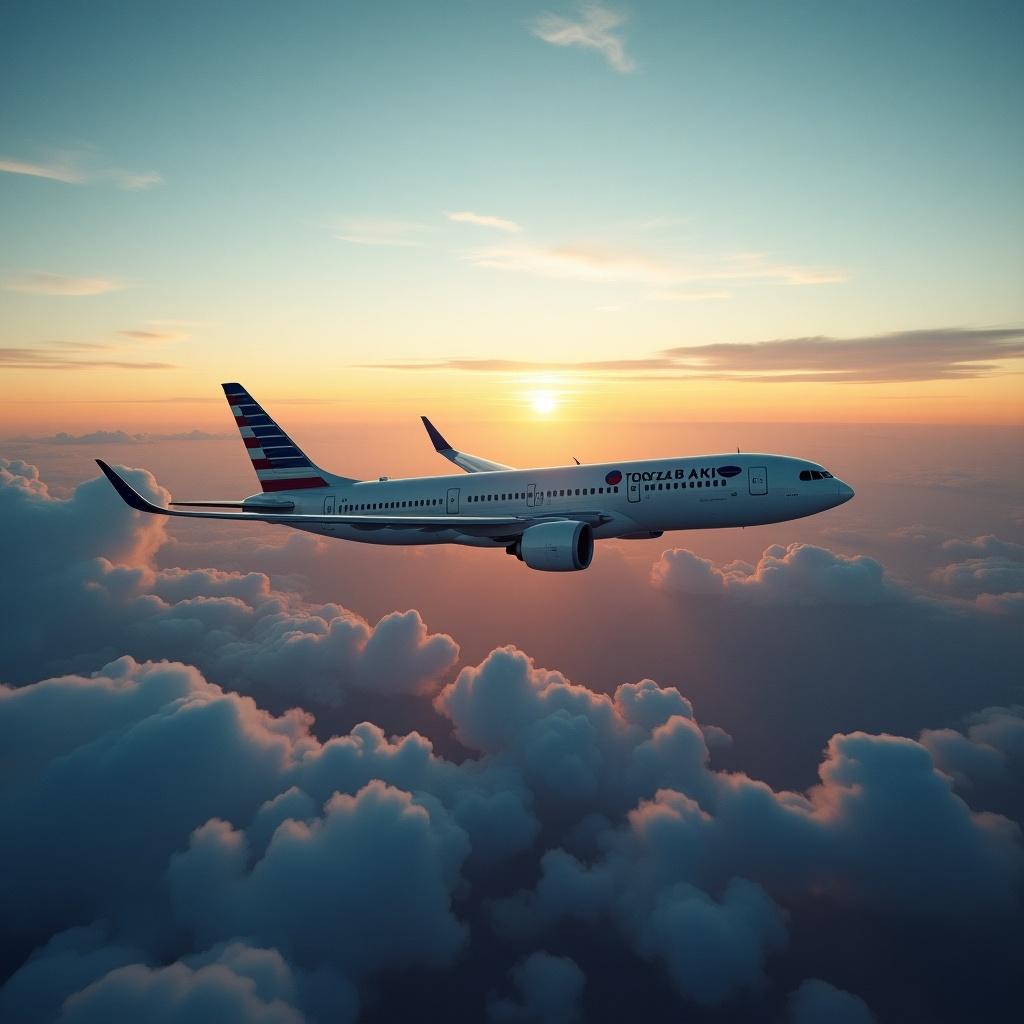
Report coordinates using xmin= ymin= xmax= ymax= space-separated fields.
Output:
xmin=2 ymin=4 xmax=1022 ymax=1023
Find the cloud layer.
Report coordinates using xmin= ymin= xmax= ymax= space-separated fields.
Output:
xmin=1 ymin=459 xmax=1022 ymax=1022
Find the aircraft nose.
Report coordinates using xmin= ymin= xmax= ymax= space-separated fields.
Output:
xmin=835 ymin=480 xmax=855 ymax=504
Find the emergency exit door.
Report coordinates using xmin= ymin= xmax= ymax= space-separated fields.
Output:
xmin=446 ymin=487 xmax=460 ymax=514
xmin=748 ymin=467 xmax=768 ymax=496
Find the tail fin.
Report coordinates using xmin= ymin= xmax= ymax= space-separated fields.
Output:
xmin=222 ymin=383 xmax=349 ymax=492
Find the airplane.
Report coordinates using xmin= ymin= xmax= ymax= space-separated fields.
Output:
xmin=97 ymin=382 xmax=854 ymax=572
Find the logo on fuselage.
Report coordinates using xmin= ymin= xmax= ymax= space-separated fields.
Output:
xmin=605 ymin=470 xmax=623 ymax=485
xmin=716 ymin=465 xmax=742 ymax=478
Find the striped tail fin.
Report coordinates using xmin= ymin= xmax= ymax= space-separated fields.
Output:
xmin=222 ymin=383 xmax=346 ymax=492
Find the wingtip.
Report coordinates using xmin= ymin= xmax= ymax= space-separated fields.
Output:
xmin=420 ymin=415 xmax=452 ymax=452
xmin=95 ymin=459 xmax=158 ymax=514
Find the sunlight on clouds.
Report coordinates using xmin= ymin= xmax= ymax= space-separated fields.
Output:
xmin=446 ymin=210 xmax=522 ymax=233
xmin=3 ymin=272 xmax=129 ymax=296
xmin=466 ymin=244 xmax=844 ymax=288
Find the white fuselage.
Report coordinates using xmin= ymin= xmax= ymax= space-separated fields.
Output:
xmin=249 ymin=453 xmax=854 ymax=548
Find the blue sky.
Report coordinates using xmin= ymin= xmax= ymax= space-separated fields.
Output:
xmin=1 ymin=1 xmax=1022 ymax=421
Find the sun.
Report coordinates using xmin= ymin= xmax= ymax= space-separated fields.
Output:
xmin=530 ymin=391 xmax=557 ymax=415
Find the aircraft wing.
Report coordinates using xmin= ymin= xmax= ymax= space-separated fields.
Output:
xmin=97 ymin=461 xmax=607 ymax=539
xmin=420 ymin=416 xmax=513 ymax=474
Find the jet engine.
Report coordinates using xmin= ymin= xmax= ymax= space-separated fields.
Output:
xmin=509 ymin=520 xmax=594 ymax=572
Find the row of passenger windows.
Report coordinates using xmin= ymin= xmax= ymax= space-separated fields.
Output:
xmin=352 ymin=498 xmax=441 ymax=510
xmin=469 ymin=486 xmax=619 ymax=502
xmin=799 ymin=470 xmax=834 ymax=481
xmin=348 ymin=485 xmax=622 ymax=511
xmin=645 ymin=480 xmax=729 ymax=491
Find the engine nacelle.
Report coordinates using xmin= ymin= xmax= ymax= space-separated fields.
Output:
xmin=512 ymin=521 xmax=594 ymax=572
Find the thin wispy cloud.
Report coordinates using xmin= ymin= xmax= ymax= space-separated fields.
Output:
xmin=651 ymin=290 xmax=731 ymax=302
xmin=0 ymin=346 xmax=174 ymax=371
xmin=334 ymin=218 xmax=430 ymax=247
xmin=0 ymin=157 xmax=82 ymax=183
xmin=12 ymin=429 xmax=229 ymax=444
xmin=532 ymin=3 xmax=636 ymax=73
xmin=3 ymin=272 xmax=129 ymax=296
xmin=119 ymin=328 xmax=189 ymax=343
xmin=0 ymin=153 xmax=161 ymax=190
xmin=446 ymin=210 xmax=522 ymax=233
xmin=466 ymin=243 xmax=844 ymax=287
xmin=365 ymin=327 xmax=1024 ymax=384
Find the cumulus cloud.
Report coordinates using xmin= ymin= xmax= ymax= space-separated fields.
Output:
xmin=930 ymin=535 xmax=1024 ymax=599
xmin=61 ymin=956 xmax=304 ymax=1024
xmin=3 ymin=459 xmax=1023 ymax=1020
xmin=532 ymin=4 xmax=636 ymax=73
xmin=487 ymin=951 xmax=585 ymax=1024
xmin=921 ymin=706 xmax=1024 ymax=798
xmin=2 ymin=636 xmax=1022 ymax=1019
xmin=3 ymin=272 xmax=128 ymax=296
xmin=788 ymin=978 xmax=877 ymax=1024
xmin=652 ymin=544 xmax=893 ymax=606
xmin=0 ymin=460 xmax=459 ymax=700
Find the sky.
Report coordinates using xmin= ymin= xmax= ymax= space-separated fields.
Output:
xmin=2 ymin=3 xmax=1024 ymax=1024
xmin=2 ymin=0 xmax=1023 ymax=428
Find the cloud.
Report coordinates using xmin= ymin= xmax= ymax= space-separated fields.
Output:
xmin=0 ymin=347 xmax=174 ymax=371
xmin=2 ymin=639 xmax=1022 ymax=1019
xmin=532 ymin=4 xmax=636 ymax=73
xmin=929 ymin=535 xmax=1024 ymax=598
xmin=3 ymin=458 xmax=1023 ymax=1021
xmin=3 ymin=272 xmax=128 ymax=296
xmin=369 ymin=326 xmax=1024 ymax=384
xmin=652 ymin=544 xmax=894 ymax=606
xmin=487 ymin=951 xmax=586 ymax=1024
xmin=788 ymin=979 xmax=878 ymax=1024
xmin=61 ymin=956 xmax=304 ymax=1024
xmin=464 ymin=243 xmax=842 ymax=289
xmin=0 ymin=157 xmax=83 ymax=183
xmin=921 ymin=706 xmax=1024 ymax=800
xmin=118 ymin=328 xmax=189 ymax=343
xmin=15 ymin=430 xmax=230 ymax=445
xmin=0 ymin=154 xmax=161 ymax=190
xmin=447 ymin=210 xmax=522 ymax=233
xmin=0 ymin=460 xmax=459 ymax=700
xmin=334 ymin=218 xmax=429 ymax=247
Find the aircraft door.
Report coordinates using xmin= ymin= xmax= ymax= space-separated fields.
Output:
xmin=749 ymin=467 xmax=768 ymax=496
xmin=446 ymin=487 xmax=460 ymax=514
xmin=324 ymin=495 xmax=336 ymax=514
xmin=526 ymin=483 xmax=536 ymax=507
xmin=627 ymin=476 xmax=640 ymax=503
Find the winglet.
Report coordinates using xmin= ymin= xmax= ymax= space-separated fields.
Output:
xmin=96 ymin=460 xmax=166 ymax=515
xmin=420 ymin=415 xmax=453 ymax=453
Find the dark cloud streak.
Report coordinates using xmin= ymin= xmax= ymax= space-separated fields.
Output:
xmin=365 ymin=327 xmax=1024 ymax=384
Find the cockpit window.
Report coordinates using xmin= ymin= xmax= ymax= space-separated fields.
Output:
xmin=800 ymin=469 xmax=835 ymax=481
